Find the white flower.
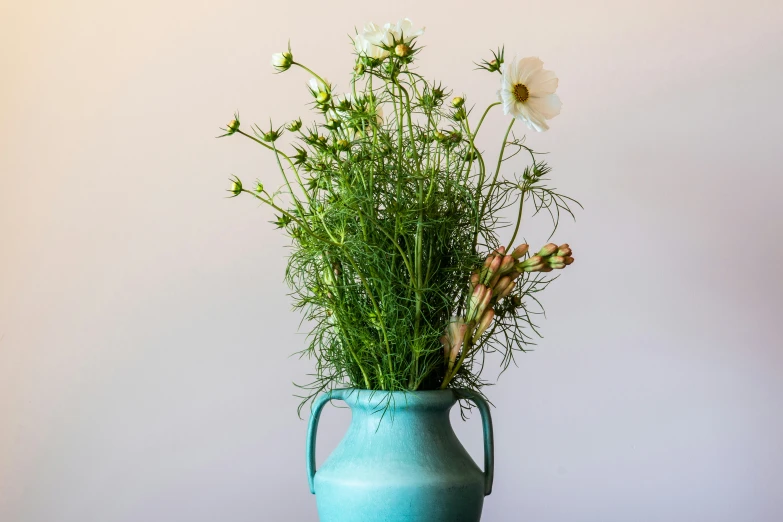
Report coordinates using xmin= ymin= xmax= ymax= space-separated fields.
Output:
xmin=498 ymin=56 xmax=561 ymax=132
xmin=353 ymin=33 xmax=389 ymax=60
xmin=353 ymin=19 xmax=424 ymax=60
xmin=309 ymin=77 xmax=327 ymax=92
xmin=309 ymin=77 xmax=331 ymax=103
xmin=353 ymin=22 xmax=391 ymax=60
xmin=271 ymin=51 xmax=293 ymax=72
xmin=384 ymin=18 xmax=425 ymax=44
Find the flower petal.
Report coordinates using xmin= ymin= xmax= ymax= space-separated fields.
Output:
xmin=522 ymin=101 xmax=551 ymax=132
xmin=515 ymin=57 xmax=544 ymax=85
xmin=527 ymin=69 xmax=559 ymax=96
xmin=505 ymin=55 xmax=519 ymax=84
xmin=527 ymin=93 xmax=562 ymax=120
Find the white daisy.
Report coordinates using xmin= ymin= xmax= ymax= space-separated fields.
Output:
xmin=498 ymin=57 xmax=561 ymax=132
xmin=353 ymin=22 xmax=391 ymax=60
xmin=384 ymin=18 xmax=425 ymax=44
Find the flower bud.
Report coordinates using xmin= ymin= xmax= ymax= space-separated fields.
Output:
xmin=226 ymin=119 xmax=240 ymax=135
xmin=523 ymin=263 xmax=545 ymax=272
xmin=489 ymin=59 xmax=499 ymax=72
xmin=470 ymin=271 xmax=480 ymax=287
xmin=482 ymin=254 xmax=496 ymax=268
xmin=262 ymin=129 xmax=281 ymax=142
xmin=475 ymin=286 xmax=494 ymax=320
xmin=493 ymin=276 xmax=511 ymax=296
xmin=564 ymin=256 xmax=575 ymax=265
xmin=538 ymin=243 xmax=558 ymax=257
xmin=483 ymin=255 xmax=502 ymax=285
xmin=511 ymin=294 xmax=523 ymax=307
xmin=548 ymin=256 xmax=565 ymax=265
xmin=451 ymin=96 xmax=464 ymax=108
xmin=286 ymin=119 xmax=302 ymax=132
xmin=335 ymin=139 xmax=350 ymax=151
xmin=354 ymin=62 xmax=366 ymax=76
xmin=498 ymin=280 xmax=516 ymax=300
xmin=557 ymin=246 xmax=572 ymax=257
xmin=337 ymin=97 xmax=353 ymax=111
xmin=467 ymin=284 xmax=489 ymax=322
xmin=489 ymin=255 xmax=514 ymax=287
xmin=325 ymin=118 xmax=342 ymax=130
xmin=255 ymin=181 xmax=264 ymax=193
xmin=292 ymin=146 xmax=308 ymax=165
xmin=510 ymin=244 xmax=529 ymax=259
xmin=550 ymin=263 xmax=566 ymax=269
xmin=394 ymin=43 xmax=411 ymax=57
xmin=271 ymin=51 xmax=293 ymax=72
xmin=499 ymin=255 xmax=515 ymax=274
xmin=228 ymin=176 xmax=242 ymax=197
xmin=316 ymin=91 xmax=330 ymax=104
xmin=442 ymin=319 xmax=468 ymax=366
xmin=473 ymin=309 xmax=495 ymax=341
xmin=520 ymin=255 xmax=543 ymax=267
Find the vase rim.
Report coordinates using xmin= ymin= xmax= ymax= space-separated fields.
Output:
xmin=330 ymin=388 xmax=460 ymax=411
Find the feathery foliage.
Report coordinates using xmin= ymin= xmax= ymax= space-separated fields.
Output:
xmin=220 ymin=22 xmax=579 ymax=413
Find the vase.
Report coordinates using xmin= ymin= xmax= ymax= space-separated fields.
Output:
xmin=306 ymin=388 xmax=494 ymax=522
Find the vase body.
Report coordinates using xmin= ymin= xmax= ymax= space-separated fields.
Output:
xmin=307 ymin=389 xmax=492 ymax=522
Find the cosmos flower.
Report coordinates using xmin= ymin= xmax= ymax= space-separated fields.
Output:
xmin=498 ymin=56 xmax=561 ymax=132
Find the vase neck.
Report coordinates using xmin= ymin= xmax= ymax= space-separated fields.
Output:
xmin=340 ymin=389 xmax=457 ymax=433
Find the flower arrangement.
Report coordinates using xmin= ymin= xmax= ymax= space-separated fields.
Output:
xmin=221 ymin=19 xmax=579 ymax=411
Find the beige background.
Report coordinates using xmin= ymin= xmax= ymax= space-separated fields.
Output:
xmin=2 ymin=0 xmax=782 ymax=520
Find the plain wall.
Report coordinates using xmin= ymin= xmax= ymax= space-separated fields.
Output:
xmin=1 ymin=0 xmax=782 ymax=521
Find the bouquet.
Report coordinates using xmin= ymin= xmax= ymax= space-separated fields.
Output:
xmin=220 ymin=19 xmax=578 ymax=411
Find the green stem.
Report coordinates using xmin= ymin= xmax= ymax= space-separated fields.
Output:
xmin=473 ymin=118 xmax=515 ymax=251
xmin=506 ymin=185 xmax=528 ymax=251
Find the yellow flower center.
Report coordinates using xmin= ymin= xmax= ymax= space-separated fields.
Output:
xmin=513 ymin=83 xmax=529 ymax=103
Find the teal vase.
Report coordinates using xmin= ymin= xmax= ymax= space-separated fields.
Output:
xmin=306 ymin=388 xmax=494 ymax=522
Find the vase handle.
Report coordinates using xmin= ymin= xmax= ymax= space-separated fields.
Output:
xmin=459 ymin=389 xmax=495 ymax=496
xmin=306 ymin=389 xmax=347 ymax=494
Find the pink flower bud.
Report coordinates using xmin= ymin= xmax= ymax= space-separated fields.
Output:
xmin=488 ymin=255 xmax=515 ymax=287
xmin=498 ymin=280 xmax=516 ymax=300
xmin=520 ymin=255 xmax=543 ymax=267
xmin=442 ymin=319 xmax=468 ymax=365
xmin=493 ymin=276 xmax=511 ymax=296
xmin=511 ymin=244 xmax=529 ymax=259
xmin=467 ymin=285 xmax=488 ymax=322
xmin=473 ymin=309 xmax=495 ymax=341
xmin=538 ymin=243 xmax=558 ymax=257
xmin=475 ymin=286 xmax=494 ymax=320
xmin=499 ymin=255 xmax=515 ymax=273
xmin=483 ymin=255 xmax=502 ymax=285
